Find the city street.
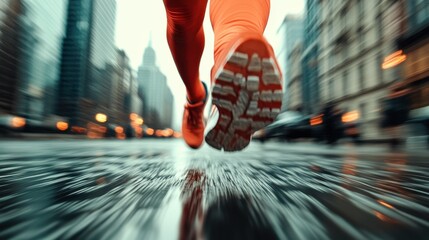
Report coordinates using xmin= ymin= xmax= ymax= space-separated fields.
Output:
xmin=0 ymin=139 xmax=428 ymax=240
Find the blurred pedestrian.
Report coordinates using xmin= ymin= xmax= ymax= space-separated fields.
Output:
xmin=163 ymin=0 xmax=283 ymax=151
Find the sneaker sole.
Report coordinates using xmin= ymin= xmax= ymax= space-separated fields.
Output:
xmin=205 ymin=38 xmax=283 ymax=151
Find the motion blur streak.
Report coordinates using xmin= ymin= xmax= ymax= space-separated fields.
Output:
xmin=0 ymin=140 xmax=429 ymax=239
xmin=1 ymin=0 xmax=429 ymax=239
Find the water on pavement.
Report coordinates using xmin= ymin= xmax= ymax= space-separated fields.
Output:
xmin=0 ymin=139 xmax=428 ymax=240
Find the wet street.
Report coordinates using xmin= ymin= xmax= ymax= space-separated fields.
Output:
xmin=0 ymin=139 xmax=428 ymax=240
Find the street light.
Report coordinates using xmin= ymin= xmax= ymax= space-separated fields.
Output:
xmin=115 ymin=126 xmax=124 ymax=134
xmin=382 ymin=50 xmax=406 ymax=69
xmin=136 ymin=117 xmax=144 ymax=125
xmin=342 ymin=111 xmax=359 ymax=123
xmin=146 ymin=128 xmax=154 ymax=135
xmin=95 ymin=113 xmax=107 ymax=123
xmin=11 ymin=117 xmax=26 ymax=128
xmin=56 ymin=121 xmax=69 ymax=131
xmin=173 ymin=131 xmax=182 ymax=138
xmin=130 ymin=113 xmax=138 ymax=121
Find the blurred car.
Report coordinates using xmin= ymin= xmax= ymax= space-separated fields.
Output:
xmin=0 ymin=115 xmax=70 ymax=135
xmin=253 ymin=111 xmax=312 ymax=142
xmin=0 ymin=114 xmax=26 ymax=134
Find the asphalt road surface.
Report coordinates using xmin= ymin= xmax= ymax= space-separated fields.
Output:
xmin=0 ymin=139 xmax=428 ymax=240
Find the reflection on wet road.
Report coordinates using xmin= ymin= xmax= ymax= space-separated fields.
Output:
xmin=0 ymin=139 xmax=428 ymax=239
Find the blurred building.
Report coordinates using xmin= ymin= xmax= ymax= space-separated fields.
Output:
xmin=276 ymin=15 xmax=303 ymax=111
xmin=0 ymin=0 xmax=24 ymax=116
xmin=398 ymin=0 xmax=429 ymax=124
xmin=137 ymin=40 xmax=174 ymax=129
xmin=287 ymin=42 xmax=303 ymax=112
xmin=301 ymin=0 xmax=321 ymax=114
xmin=318 ymin=0 xmax=405 ymax=140
xmin=111 ymin=49 xmax=143 ymax=127
xmin=119 ymin=51 xmax=143 ymax=119
xmin=128 ymin=70 xmax=143 ymax=117
xmin=107 ymin=49 xmax=129 ymax=125
xmin=15 ymin=0 xmax=67 ymax=120
xmin=56 ymin=0 xmax=117 ymax=127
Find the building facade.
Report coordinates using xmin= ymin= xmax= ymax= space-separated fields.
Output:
xmin=16 ymin=0 xmax=67 ymax=120
xmin=318 ymin=0 xmax=405 ymax=140
xmin=398 ymin=0 xmax=429 ymax=127
xmin=87 ymin=0 xmax=117 ymax=111
xmin=0 ymin=0 xmax=24 ymax=115
xmin=56 ymin=0 xmax=117 ymax=127
xmin=126 ymin=69 xmax=143 ymax=118
xmin=301 ymin=0 xmax=321 ymax=114
xmin=107 ymin=49 xmax=128 ymax=125
xmin=107 ymin=49 xmax=143 ymax=128
xmin=287 ymin=42 xmax=304 ymax=111
xmin=276 ymin=15 xmax=303 ymax=111
xmin=137 ymin=42 xmax=174 ymax=129
xmin=56 ymin=0 xmax=94 ymax=126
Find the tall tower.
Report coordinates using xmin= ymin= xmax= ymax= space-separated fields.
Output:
xmin=56 ymin=0 xmax=93 ymax=126
xmin=301 ymin=0 xmax=321 ymax=114
xmin=56 ymin=0 xmax=117 ymax=126
xmin=277 ymin=15 xmax=303 ymax=111
xmin=0 ymin=0 xmax=24 ymax=115
xmin=137 ymin=40 xmax=173 ymax=129
xmin=16 ymin=0 xmax=68 ymax=120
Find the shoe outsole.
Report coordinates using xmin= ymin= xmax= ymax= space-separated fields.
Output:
xmin=205 ymin=38 xmax=283 ymax=152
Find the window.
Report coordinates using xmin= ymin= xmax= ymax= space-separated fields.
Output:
xmin=329 ymin=52 xmax=334 ymax=69
xmin=416 ymin=0 xmax=429 ymax=25
xmin=342 ymin=45 xmax=349 ymax=61
xmin=376 ymin=14 xmax=383 ymax=40
xmin=359 ymin=102 xmax=366 ymax=120
xmin=357 ymin=27 xmax=364 ymax=50
xmin=340 ymin=9 xmax=347 ymax=29
xmin=361 ymin=30 xmax=366 ymax=50
xmin=343 ymin=70 xmax=348 ymax=96
xmin=377 ymin=53 xmax=383 ymax=83
xmin=329 ymin=79 xmax=334 ymax=100
xmin=358 ymin=0 xmax=364 ymax=19
xmin=417 ymin=9 xmax=428 ymax=24
xmin=359 ymin=63 xmax=365 ymax=90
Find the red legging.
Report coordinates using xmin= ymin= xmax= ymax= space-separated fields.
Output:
xmin=163 ymin=0 xmax=271 ymax=103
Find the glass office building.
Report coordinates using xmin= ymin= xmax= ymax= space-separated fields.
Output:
xmin=16 ymin=0 xmax=67 ymax=120
xmin=56 ymin=0 xmax=117 ymax=127
xmin=301 ymin=0 xmax=321 ymax=114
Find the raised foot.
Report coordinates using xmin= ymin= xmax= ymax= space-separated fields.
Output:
xmin=206 ymin=44 xmax=283 ymax=152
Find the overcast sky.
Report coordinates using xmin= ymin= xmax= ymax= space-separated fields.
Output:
xmin=115 ymin=0 xmax=305 ymax=130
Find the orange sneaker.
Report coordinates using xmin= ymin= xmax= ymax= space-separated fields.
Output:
xmin=205 ymin=33 xmax=283 ymax=151
xmin=182 ymin=82 xmax=208 ymax=149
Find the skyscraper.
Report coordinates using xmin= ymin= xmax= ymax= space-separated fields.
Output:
xmin=87 ymin=0 xmax=117 ymax=109
xmin=287 ymin=42 xmax=303 ymax=111
xmin=276 ymin=15 xmax=303 ymax=111
xmin=16 ymin=0 xmax=68 ymax=120
xmin=137 ymin=41 xmax=174 ymax=129
xmin=108 ymin=49 xmax=141 ymax=126
xmin=301 ymin=0 xmax=321 ymax=114
xmin=0 ymin=0 xmax=24 ymax=115
xmin=56 ymin=0 xmax=117 ymax=127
